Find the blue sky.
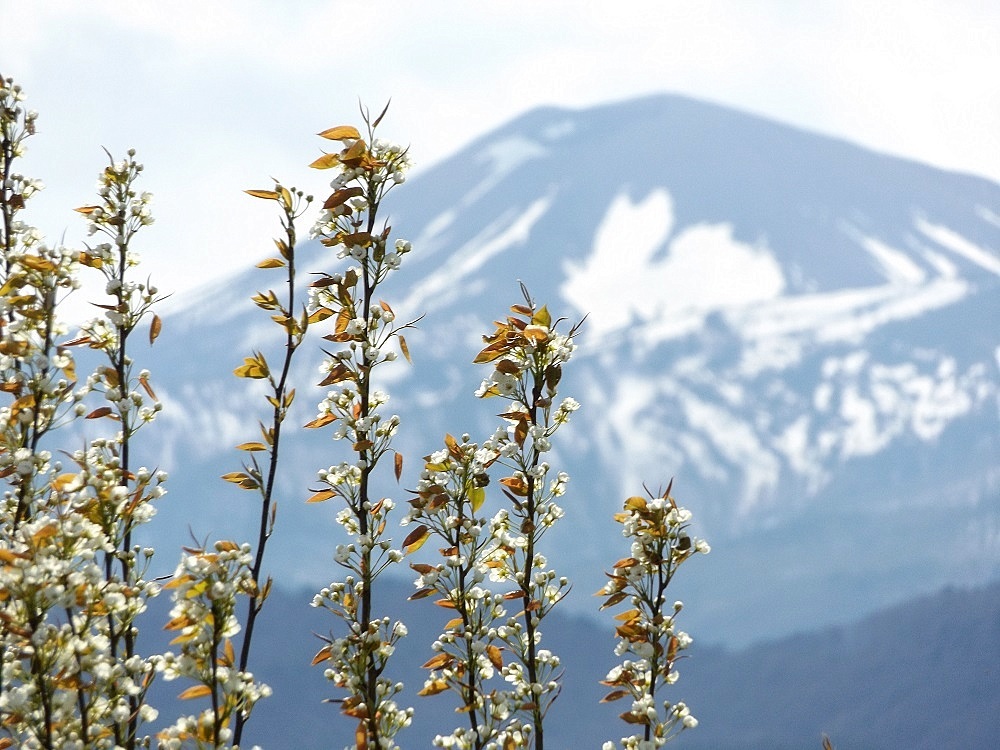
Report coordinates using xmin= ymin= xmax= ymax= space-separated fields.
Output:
xmin=5 ymin=0 xmax=998 ymax=310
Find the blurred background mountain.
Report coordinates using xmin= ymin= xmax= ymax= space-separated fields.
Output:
xmin=129 ymin=94 xmax=998 ymax=746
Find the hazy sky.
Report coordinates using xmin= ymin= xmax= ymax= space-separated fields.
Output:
xmin=4 ymin=0 xmax=998 ymax=310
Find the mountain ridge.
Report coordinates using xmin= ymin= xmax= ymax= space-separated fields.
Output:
xmin=131 ymin=92 xmax=999 ymax=647
xmin=141 ymin=576 xmax=1000 ymax=749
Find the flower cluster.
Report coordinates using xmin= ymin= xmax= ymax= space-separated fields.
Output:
xmin=598 ymin=485 xmax=709 ymax=748
xmin=0 ymin=238 xmax=86 ymax=520
xmin=403 ymin=433 xmax=522 ymax=748
xmin=158 ymin=541 xmax=271 ymax=748
xmin=305 ymin=107 xmax=415 ymax=749
xmin=469 ymin=295 xmax=582 ymax=746
xmin=0 ymin=487 xmax=160 ymax=749
xmin=74 ymin=149 xmax=162 ymax=364
xmin=1 ymin=76 xmax=86 ymax=525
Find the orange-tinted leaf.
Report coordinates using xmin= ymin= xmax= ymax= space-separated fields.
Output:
xmin=307 ymin=489 xmax=336 ymax=504
xmin=523 ymin=325 xmax=549 ymax=344
xmin=624 ymin=496 xmax=647 ymax=511
xmin=85 ymin=407 xmax=116 ymax=420
xmin=614 ymin=608 xmax=642 ymax=622
xmin=322 ymin=186 xmax=364 ymax=210
xmin=402 ymin=525 xmax=431 ymax=554
xmin=600 ymin=591 xmax=627 ymax=610
xmin=339 ymin=139 xmax=368 ymax=167
xmin=318 ymin=125 xmax=361 ymax=141
xmin=620 ymin=710 xmax=648 ymax=725
xmin=399 ymin=335 xmax=412 ymax=364
xmin=245 ymin=189 xmax=279 ymax=200
xmin=0 ymin=548 xmax=28 ymax=564
xmin=139 ymin=371 xmax=157 ymax=400
xmin=220 ymin=638 xmax=235 ymax=667
xmin=308 ymin=307 xmax=333 ymax=324
xmin=236 ymin=442 xmax=268 ymax=452
xmin=499 ymin=477 xmax=528 ymax=496
xmin=514 ymin=416 xmax=528 ymax=447
xmin=317 ymin=363 xmax=354 ymax=386
xmin=31 ymin=524 xmax=58 ymax=542
xmin=309 ymin=152 xmax=341 ymax=170
xmin=221 ymin=472 xmax=258 ymax=491
xmin=394 ymin=452 xmax=403 ymax=482
xmin=304 ymin=413 xmax=337 ymax=429
xmin=601 ymin=689 xmax=630 ymax=703
xmin=473 ymin=346 xmax=506 ymax=364
xmin=486 ymin=644 xmax=503 ymax=670
xmin=312 ymin=644 xmax=333 ymax=665
xmin=531 ymin=305 xmax=552 ymax=328
xmin=422 ymin=653 xmax=452 ymax=670
xmin=417 ymin=678 xmax=448 ymax=697
xmin=342 ymin=231 xmax=371 ymax=247
xmin=149 ymin=314 xmax=162 ymax=344
xmin=234 ymin=356 xmax=268 ymax=379
xmin=178 ymin=684 xmax=212 ymax=700
xmin=256 ymin=257 xmax=286 ymax=269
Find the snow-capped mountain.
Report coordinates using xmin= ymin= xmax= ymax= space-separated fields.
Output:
xmin=137 ymin=94 xmax=1000 ymax=646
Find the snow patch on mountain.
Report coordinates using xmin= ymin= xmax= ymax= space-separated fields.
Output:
xmin=916 ymin=217 xmax=1000 ymax=276
xmin=858 ymin=235 xmax=927 ymax=286
xmin=561 ymin=189 xmax=785 ymax=342
xmin=465 ymin=136 xmax=547 ymax=205
xmin=675 ymin=386 xmax=781 ymax=513
xmin=977 ymin=205 xmax=1000 ymax=229
xmin=400 ymin=193 xmax=553 ymax=315
xmin=413 ymin=208 xmax=458 ymax=257
xmin=807 ymin=351 xmax=994 ymax=460
xmin=728 ymin=273 xmax=968 ymax=359
xmin=541 ymin=119 xmax=576 ymax=141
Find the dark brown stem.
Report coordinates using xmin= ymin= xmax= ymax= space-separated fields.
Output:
xmin=522 ymin=373 xmax=546 ymax=750
xmin=233 ymin=200 xmax=302 ymax=746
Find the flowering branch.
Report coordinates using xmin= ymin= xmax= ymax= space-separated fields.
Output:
xmin=471 ymin=290 xmax=582 ymax=750
xmin=305 ymin=104 xmax=415 ymax=749
xmin=71 ymin=147 xmax=166 ymax=749
xmin=404 ymin=433 xmax=516 ymax=749
xmin=598 ymin=482 xmax=709 ymax=749
xmin=158 ymin=541 xmax=270 ymax=749
xmin=223 ymin=179 xmax=313 ymax=746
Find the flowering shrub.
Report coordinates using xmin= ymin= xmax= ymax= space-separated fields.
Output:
xmin=0 ymin=74 xmax=712 ymax=750
xmin=2 ymin=75 xmax=164 ymax=749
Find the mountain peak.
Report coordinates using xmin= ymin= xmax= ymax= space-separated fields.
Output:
xmin=149 ymin=93 xmax=999 ymax=646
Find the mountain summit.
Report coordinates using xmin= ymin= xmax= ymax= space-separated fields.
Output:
xmin=143 ymin=94 xmax=1000 ymax=646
